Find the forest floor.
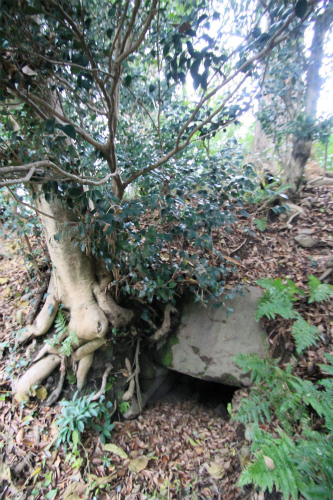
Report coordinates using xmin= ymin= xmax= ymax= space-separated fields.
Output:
xmin=0 ymin=185 xmax=332 ymax=500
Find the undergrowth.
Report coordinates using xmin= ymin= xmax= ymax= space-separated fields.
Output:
xmin=232 ymin=276 xmax=333 ymax=500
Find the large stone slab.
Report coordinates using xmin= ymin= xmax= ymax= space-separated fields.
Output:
xmin=155 ymin=286 xmax=267 ymax=386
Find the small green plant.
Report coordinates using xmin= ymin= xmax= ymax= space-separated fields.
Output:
xmin=55 ymin=392 xmax=114 ymax=449
xmin=118 ymin=401 xmax=130 ymax=414
xmin=254 ymin=218 xmax=267 ymax=232
xmin=256 ymin=276 xmax=332 ymax=354
xmin=45 ymin=310 xmax=79 ymax=356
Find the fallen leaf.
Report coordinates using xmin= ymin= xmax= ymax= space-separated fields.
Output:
xmin=128 ymin=455 xmax=149 ymax=473
xmin=263 ymin=455 xmax=275 ymax=470
xmin=16 ymin=428 xmax=24 ymax=444
xmin=195 ymin=447 xmax=204 ymax=455
xmin=36 ymin=386 xmax=48 ymax=401
xmin=207 ymin=462 xmax=224 ymax=480
xmin=0 ymin=277 xmax=8 ymax=285
xmin=15 ymin=393 xmax=30 ymax=403
xmin=87 ymin=473 xmax=116 ymax=486
xmin=103 ymin=443 xmax=128 ymax=459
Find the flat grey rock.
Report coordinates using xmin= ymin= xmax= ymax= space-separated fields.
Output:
xmin=155 ymin=286 xmax=267 ymax=386
xmin=294 ymin=234 xmax=317 ymax=248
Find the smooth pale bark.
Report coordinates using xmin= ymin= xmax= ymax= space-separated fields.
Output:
xmin=15 ymin=190 xmax=133 ymax=395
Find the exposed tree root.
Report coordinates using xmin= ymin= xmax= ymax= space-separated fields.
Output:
xmin=18 ymin=275 xmax=59 ymax=344
xmin=148 ymin=304 xmax=177 ymax=343
xmin=77 ymin=353 xmax=94 ymax=391
xmin=93 ymin=283 xmax=134 ymax=329
xmin=27 ymin=279 xmax=48 ymax=325
xmin=122 ymin=339 xmax=142 ymax=412
xmin=91 ymin=363 xmax=113 ymax=400
xmin=72 ymin=339 xmax=106 ymax=362
xmin=43 ymin=357 xmax=67 ymax=406
xmin=34 ymin=343 xmax=61 ymax=362
xmin=122 ymin=358 xmax=135 ymax=401
xmin=15 ymin=354 xmax=61 ymax=396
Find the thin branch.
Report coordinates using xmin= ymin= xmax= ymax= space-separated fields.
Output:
xmin=108 ymin=0 xmax=131 ymax=73
xmin=6 ymin=187 xmax=77 ymax=223
xmin=13 ymin=88 xmax=106 ymax=152
xmin=175 ymin=10 xmax=296 ymax=150
xmin=0 ymin=167 xmax=36 ymax=187
xmin=119 ymin=0 xmax=141 ymax=55
xmin=115 ymin=0 xmax=158 ymax=65
xmin=1 ymin=160 xmax=117 ymax=186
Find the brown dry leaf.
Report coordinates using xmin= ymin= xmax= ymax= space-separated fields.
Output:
xmin=208 ymin=462 xmax=224 ymax=480
xmin=87 ymin=472 xmax=117 ymax=486
xmin=195 ymin=447 xmax=204 ymax=455
xmin=0 ymin=278 xmax=8 ymax=285
xmin=103 ymin=443 xmax=128 ymax=459
xmin=128 ymin=455 xmax=149 ymax=473
xmin=3 ymin=287 xmax=11 ymax=298
xmin=263 ymin=455 xmax=275 ymax=470
xmin=16 ymin=428 xmax=24 ymax=444
xmin=14 ymin=393 xmax=30 ymax=404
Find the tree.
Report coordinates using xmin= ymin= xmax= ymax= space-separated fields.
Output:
xmin=0 ymin=0 xmax=318 ymax=403
xmin=253 ymin=0 xmax=333 ymax=194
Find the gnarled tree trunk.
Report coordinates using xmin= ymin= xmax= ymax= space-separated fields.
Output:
xmin=15 ymin=190 xmax=134 ymax=397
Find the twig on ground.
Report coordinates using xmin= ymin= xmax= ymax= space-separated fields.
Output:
xmin=319 ymin=268 xmax=332 ymax=281
xmin=229 ymin=238 xmax=247 ymax=255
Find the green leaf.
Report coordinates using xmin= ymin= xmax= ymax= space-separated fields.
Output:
xmin=308 ymin=275 xmax=333 ymax=303
xmin=291 ymin=318 xmax=319 ymax=355
xmin=58 ymin=124 xmax=76 ymax=140
xmin=255 ymin=218 xmax=267 ymax=232
xmin=295 ymin=0 xmax=307 ymax=18
xmin=45 ymin=490 xmax=58 ymax=500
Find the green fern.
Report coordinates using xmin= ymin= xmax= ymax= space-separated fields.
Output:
xmin=291 ymin=318 xmax=320 ymax=355
xmin=55 ymin=310 xmax=67 ymax=335
xmin=234 ymin=353 xmax=333 ymax=500
xmin=308 ymin=275 xmax=333 ymax=303
xmin=239 ymin=429 xmax=305 ymax=500
xmin=233 ymin=389 xmax=271 ymax=425
xmin=59 ymin=330 xmax=79 ymax=356
xmin=255 ymin=278 xmax=299 ymax=320
xmin=44 ymin=310 xmax=78 ymax=356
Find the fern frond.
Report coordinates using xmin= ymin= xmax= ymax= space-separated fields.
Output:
xmin=319 ymin=353 xmax=333 ymax=376
xmin=239 ymin=431 xmax=305 ymax=500
xmin=54 ymin=310 xmax=68 ymax=336
xmin=233 ymin=389 xmax=271 ymax=425
xmin=59 ymin=330 xmax=79 ymax=357
xmin=308 ymin=275 xmax=333 ymax=304
xmin=291 ymin=318 xmax=319 ymax=355
xmin=256 ymin=278 xmax=297 ymax=320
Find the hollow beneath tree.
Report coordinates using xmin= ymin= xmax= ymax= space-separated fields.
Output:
xmin=148 ymin=371 xmax=238 ymax=418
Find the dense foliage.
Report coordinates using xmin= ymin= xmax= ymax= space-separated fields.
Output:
xmin=0 ymin=0 xmax=319 ymax=308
